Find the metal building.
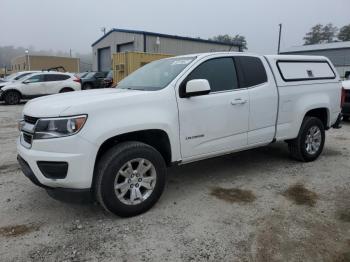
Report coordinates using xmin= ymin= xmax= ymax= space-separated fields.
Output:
xmin=281 ymin=41 xmax=350 ymax=78
xmin=11 ymin=55 xmax=80 ymax=73
xmin=92 ymin=28 xmax=243 ymax=71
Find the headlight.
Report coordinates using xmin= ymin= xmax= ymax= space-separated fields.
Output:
xmin=33 ymin=115 xmax=87 ymax=139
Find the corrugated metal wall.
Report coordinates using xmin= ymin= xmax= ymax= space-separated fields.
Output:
xmin=145 ymin=35 xmax=237 ymax=55
xmin=93 ymin=31 xmax=237 ymax=71
xmin=92 ymin=32 xmax=144 ymax=71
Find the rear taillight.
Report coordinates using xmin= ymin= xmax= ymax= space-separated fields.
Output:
xmin=341 ymin=87 xmax=346 ymax=107
xmin=73 ymin=77 xmax=81 ymax=83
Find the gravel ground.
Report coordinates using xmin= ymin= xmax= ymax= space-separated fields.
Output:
xmin=0 ymin=103 xmax=349 ymax=262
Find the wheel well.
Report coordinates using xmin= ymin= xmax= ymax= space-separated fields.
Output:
xmin=95 ymin=129 xmax=172 ymax=168
xmin=60 ymin=87 xmax=74 ymax=92
xmin=3 ymin=89 xmax=22 ymax=99
xmin=305 ymin=108 xmax=328 ymax=129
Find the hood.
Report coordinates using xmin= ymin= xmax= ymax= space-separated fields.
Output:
xmin=23 ymin=88 xmax=145 ymax=117
xmin=0 ymin=80 xmax=13 ymax=88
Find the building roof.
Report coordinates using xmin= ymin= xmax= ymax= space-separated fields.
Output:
xmin=91 ymin=28 xmax=242 ymax=48
xmin=281 ymin=41 xmax=350 ymax=53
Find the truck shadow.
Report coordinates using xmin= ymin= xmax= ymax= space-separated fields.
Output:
xmin=167 ymin=142 xmax=291 ymax=185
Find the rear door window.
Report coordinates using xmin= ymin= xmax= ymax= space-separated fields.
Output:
xmin=276 ymin=60 xmax=336 ymax=82
xmin=236 ymin=56 xmax=268 ymax=87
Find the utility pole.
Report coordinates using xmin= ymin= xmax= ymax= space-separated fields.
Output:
xmin=70 ymin=48 xmax=72 ymax=57
xmin=101 ymin=27 xmax=106 ymax=35
xmin=25 ymin=49 xmax=30 ymax=70
xmin=277 ymin=23 xmax=282 ymax=54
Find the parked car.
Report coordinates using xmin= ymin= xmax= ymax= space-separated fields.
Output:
xmin=102 ymin=70 xmax=114 ymax=88
xmin=0 ymin=72 xmax=81 ymax=104
xmin=342 ymin=80 xmax=350 ymax=121
xmin=17 ymin=52 xmax=342 ymax=217
xmin=80 ymin=71 xmax=108 ymax=90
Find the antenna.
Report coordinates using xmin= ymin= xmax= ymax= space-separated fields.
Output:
xmin=101 ymin=27 xmax=106 ymax=35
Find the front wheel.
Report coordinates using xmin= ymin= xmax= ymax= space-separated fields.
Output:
xmin=94 ymin=142 xmax=166 ymax=217
xmin=288 ymin=116 xmax=325 ymax=162
xmin=4 ymin=91 xmax=20 ymax=105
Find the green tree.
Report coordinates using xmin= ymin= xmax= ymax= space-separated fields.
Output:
xmin=303 ymin=24 xmax=324 ymax=45
xmin=210 ymin=34 xmax=248 ymax=50
xmin=303 ymin=23 xmax=338 ymax=45
xmin=338 ymin=24 xmax=350 ymax=41
xmin=322 ymin=23 xmax=338 ymax=42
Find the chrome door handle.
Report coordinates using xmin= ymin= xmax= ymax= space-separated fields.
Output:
xmin=231 ymin=98 xmax=247 ymax=105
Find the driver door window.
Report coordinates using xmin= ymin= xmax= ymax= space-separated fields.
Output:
xmin=184 ymin=57 xmax=239 ymax=93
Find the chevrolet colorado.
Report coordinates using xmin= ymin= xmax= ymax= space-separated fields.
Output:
xmin=17 ymin=52 xmax=343 ymax=217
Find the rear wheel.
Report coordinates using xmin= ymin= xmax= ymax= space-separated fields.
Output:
xmin=288 ymin=116 xmax=325 ymax=162
xmin=4 ymin=91 xmax=20 ymax=105
xmin=95 ymin=141 xmax=166 ymax=217
xmin=343 ymin=115 xmax=349 ymax=122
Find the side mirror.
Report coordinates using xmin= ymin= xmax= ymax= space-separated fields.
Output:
xmin=22 ymin=80 xmax=29 ymax=84
xmin=183 ymin=79 xmax=211 ymax=98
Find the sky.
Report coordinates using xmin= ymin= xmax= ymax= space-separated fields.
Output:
xmin=1 ymin=0 xmax=349 ymax=55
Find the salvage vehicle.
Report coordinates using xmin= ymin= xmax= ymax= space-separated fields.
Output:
xmin=342 ymin=80 xmax=350 ymax=121
xmin=0 ymin=72 xmax=81 ymax=104
xmin=17 ymin=52 xmax=343 ymax=217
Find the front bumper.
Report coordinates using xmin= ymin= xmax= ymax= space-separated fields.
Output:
xmin=17 ymin=155 xmax=93 ymax=203
xmin=17 ymin=133 xmax=98 ymax=189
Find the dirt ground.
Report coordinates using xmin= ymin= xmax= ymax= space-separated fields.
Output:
xmin=0 ymin=103 xmax=349 ymax=262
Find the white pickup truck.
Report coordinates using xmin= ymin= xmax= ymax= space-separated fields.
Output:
xmin=17 ymin=52 xmax=343 ymax=217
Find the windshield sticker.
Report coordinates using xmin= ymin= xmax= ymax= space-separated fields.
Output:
xmin=171 ymin=60 xmax=192 ymax=65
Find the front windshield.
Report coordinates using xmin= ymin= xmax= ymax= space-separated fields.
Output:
xmin=118 ymin=57 xmax=196 ymax=91
xmin=14 ymin=72 xmax=33 ymax=80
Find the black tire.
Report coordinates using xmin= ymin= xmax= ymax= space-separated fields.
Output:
xmin=288 ymin=116 xmax=325 ymax=162
xmin=83 ymin=83 xmax=93 ymax=90
xmin=343 ymin=115 xmax=349 ymax=122
xmin=94 ymin=141 xmax=167 ymax=217
xmin=59 ymin=88 xmax=73 ymax=93
xmin=4 ymin=91 xmax=20 ymax=105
